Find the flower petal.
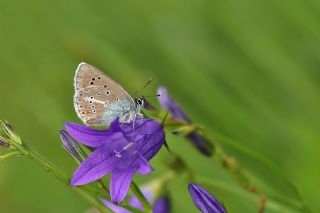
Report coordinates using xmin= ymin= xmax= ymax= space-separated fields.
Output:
xmin=119 ymin=119 xmax=165 ymax=162
xmin=138 ymin=126 xmax=165 ymax=161
xmin=109 ymin=117 xmax=122 ymax=132
xmin=110 ymin=170 xmax=136 ymax=204
xmin=138 ymin=154 xmax=153 ymax=175
xmin=100 ymin=199 xmax=131 ymax=213
xmin=121 ymin=119 xmax=163 ymax=135
xmin=71 ymin=143 xmax=116 ymax=186
xmin=188 ymin=183 xmax=227 ymax=213
xmin=65 ymin=122 xmax=113 ymax=147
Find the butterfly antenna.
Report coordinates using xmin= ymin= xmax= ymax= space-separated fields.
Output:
xmin=144 ymin=94 xmax=160 ymax=98
xmin=137 ymin=77 xmax=152 ymax=97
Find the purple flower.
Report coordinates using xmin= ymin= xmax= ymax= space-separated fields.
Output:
xmin=188 ymin=183 xmax=227 ymax=213
xmin=157 ymin=86 xmax=191 ymax=123
xmin=186 ymin=133 xmax=213 ymax=157
xmin=101 ymin=190 xmax=170 ymax=213
xmin=59 ymin=130 xmax=86 ymax=163
xmin=64 ymin=118 xmax=165 ymax=204
xmin=157 ymin=86 xmax=213 ymax=156
xmin=152 ymin=196 xmax=171 ymax=213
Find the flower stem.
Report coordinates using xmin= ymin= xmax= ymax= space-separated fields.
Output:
xmin=196 ymin=176 xmax=302 ymax=213
xmin=0 ymin=151 xmax=21 ymax=162
xmin=14 ymin=143 xmax=111 ymax=213
xmin=131 ymin=181 xmax=152 ymax=212
xmin=98 ymin=179 xmax=110 ymax=194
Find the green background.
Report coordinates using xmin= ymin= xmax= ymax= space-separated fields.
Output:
xmin=0 ymin=0 xmax=319 ymax=212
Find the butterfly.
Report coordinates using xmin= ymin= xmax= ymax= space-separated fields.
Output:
xmin=73 ymin=62 xmax=144 ymax=126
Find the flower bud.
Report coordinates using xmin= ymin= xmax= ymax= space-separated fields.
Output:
xmin=188 ymin=183 xmax=227 ymax=213
xmin=187 ymin=133 xmax=214 ymax=157
xmin=0 ymin=120 xmax=22 ymax=146
xmin=0 ymin=139 xmax=10 ymax=148
xmin=59 ymin=130 xmax=86 ymax=163
xmin=157 ymin=86 xmax=214 ymax=156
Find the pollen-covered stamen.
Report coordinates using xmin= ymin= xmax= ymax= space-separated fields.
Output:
xmin=114 ymin=143 xmax=134 ymax=158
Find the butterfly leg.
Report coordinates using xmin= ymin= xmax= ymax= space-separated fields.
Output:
xmin=121 ymin=112 xmax=130 ymax=127
xmin=132 ymin=115 xmax=136 ymax=130
xmin=136 ymin=113 xmax=144 ymax=125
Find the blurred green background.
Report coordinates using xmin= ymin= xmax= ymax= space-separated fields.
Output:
xmin=0 ymin=0 xmax=319 ymax=212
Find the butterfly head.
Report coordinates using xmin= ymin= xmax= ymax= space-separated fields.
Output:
xmin=134 ymin=97 xmax=145 ymax=107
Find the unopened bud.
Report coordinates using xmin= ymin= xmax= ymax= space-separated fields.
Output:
xmin=0 ymin=139 xmax=10 ymax=148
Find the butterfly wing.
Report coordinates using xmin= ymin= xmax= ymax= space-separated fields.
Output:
xmin=74 ymin=62 xmax=135 ymax=125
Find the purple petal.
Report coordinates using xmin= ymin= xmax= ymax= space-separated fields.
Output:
xmin=109 ymin=117 xmax=122 ymax=132
xmin=138 ymin=154 xmax=154 ymax=175
xmin=121 ymin=119 xmax=165 ymax=160
xmin=121 ymin=119 xmax=163 ymax=135
xmin=157 ymin=86 xmax=191 ymax=123
xmin=71 ymin=143 xmax=115 ymax=186
xmin=188 ymin=183 xmax=227 ymax=213
xmin=153 ymin=197 xmax=171 ymax=213
xmin=138 ymin=124 xmax=165 ymax=161
xmin=71 ymin=133 xmax=144 ymax=187
xmin=187 ymin=133 xmax=214 ymax=157
xmin=110 ymin=170 xmax=136 ymax=204
xmin=65 ymin=122 xmax=113 ymax=147
xmin=100 ymin=199 xmax=131 ymax=213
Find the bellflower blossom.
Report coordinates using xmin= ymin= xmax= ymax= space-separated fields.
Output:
xmin=64 ymin=118 xmax=165 ymax=204
xmin=157 ymin=86 xmax=213 ymax=156
xmin=188 ymin=183 xmax=226 ymax=213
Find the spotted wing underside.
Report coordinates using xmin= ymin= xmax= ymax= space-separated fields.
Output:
xmin=74 ymin=62 xmax=134 ymax=125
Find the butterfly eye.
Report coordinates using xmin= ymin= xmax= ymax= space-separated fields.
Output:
xmin=135 ymin=98 xmax=143 ymax=106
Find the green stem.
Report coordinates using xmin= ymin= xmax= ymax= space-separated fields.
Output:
xmin=13 ymin=143 xmax=111 ymax=213
xmin=208 ymin=130 xmax=309 ymax=212
xmin=0 ymin=151 xmax=21 ymax=162
xmin=131 ymin=181 xmax=152 ymax=212
xmin=212 ymin=130 xmax=305 ymax=205
xmin=121 ymin=203 xmax=145 ymax=213
xmin=27 ymin=151 xmax=69 ymax=183
xmin=98 ymin=179 xmax=110 ymax=194
xmin=196 ymin=176 xmax=302 ymax=213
